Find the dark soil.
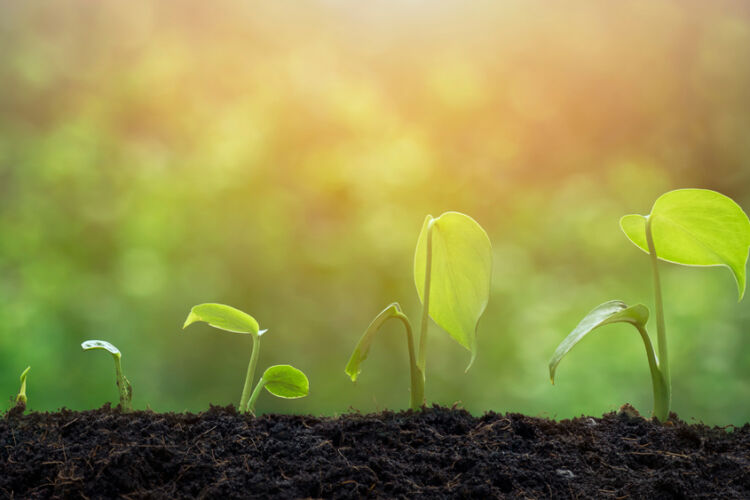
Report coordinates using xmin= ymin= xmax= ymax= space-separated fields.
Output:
xmin=1 ymin=404 xmax=748 ymax=499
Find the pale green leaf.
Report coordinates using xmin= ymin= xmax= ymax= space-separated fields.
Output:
xmin=345 ymin=303 xmax=403 ymax=382
xmin=183 ymin=303 xmax=261 ymax=335
xmin=81 ymin=340 xmax=121 ymax=358
xmin=620 ymin=189 xmax=750 ymax=299
xmin=549 ymin=301 xmax=649 ymax=384
xmin=262 ymin=365 xmax=309 ymax=399
xmin=414 ymin=212 xmax=492 ymax=369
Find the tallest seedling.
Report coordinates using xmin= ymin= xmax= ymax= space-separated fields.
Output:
xmin=549 ymin=189 xmax=750 ymax=421
xmin=346 ymin=212 xmax=492 ymax=409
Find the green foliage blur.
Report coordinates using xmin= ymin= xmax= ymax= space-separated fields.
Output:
xmin=1 ymin=0 xmax=750 ymax=424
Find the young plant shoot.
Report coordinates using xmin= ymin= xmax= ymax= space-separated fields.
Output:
xmin=16 ymin=366 xmax=30 ymax=406
xmin=183 ymin=303 xmax=309 ymax=414
xmin=81 ymin=340 xmax=133 ymax=413
xmin=550 ymin=189 xmax=750 ymax=421
xmin=346 ymin=211 xmax=492 ymax=409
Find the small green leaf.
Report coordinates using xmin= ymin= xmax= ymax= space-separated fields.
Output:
xmin=620 ymin=189 xmax=750 ymax=300
xmin=183 ymin=303 xmax=262 ymax=335
xmin=81 ymin=340 xmax=121 ymax=358
xmin=345 ymin=303 xmax=404 ymax=382
xmin=414 ymin=212 xmax=492 ymax=368
xmin=549 ymin=300 xmax=649 ymax=384
xmin=262 ymin=365 xmax=309 ymax=399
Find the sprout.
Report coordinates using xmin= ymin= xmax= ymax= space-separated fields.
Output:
xmin=81 ymin=340 xmax=133 ymax=413
xmin=245 ymin=365 xmax=309 ymax=414
xmin=346 ymin=211 xmax=492 ymax=409
xmin=15 ymin=366 xmax=30 ymax=405
xmin=183 ymin=303 xmax=309 ymax=414
xmin=550 ymin=189 xmax=750 ymax=421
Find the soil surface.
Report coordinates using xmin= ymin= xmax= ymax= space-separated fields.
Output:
xmin=1 ymin=403 xmax=748 ymax=499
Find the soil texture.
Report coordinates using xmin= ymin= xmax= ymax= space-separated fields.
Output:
xmin=2 ymin=404 xmax=748 ymax=499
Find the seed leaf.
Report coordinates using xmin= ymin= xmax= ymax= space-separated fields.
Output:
xmin=81 ymin=340 xmax=121 ymax=358
xmin=345 ymin=303 xmax=407 ymax=382
xmin=549 ymin=300 xmax=650 ymax=384
xmin=262 ymin=365 xmax=309 ymax=398
xmin=183 ymin=303 xmax=263 ymax=335
xmin=414 ymin=212 xmax=492 ymax=369
xmin=620 ymin=189 xmax=750 ymax=300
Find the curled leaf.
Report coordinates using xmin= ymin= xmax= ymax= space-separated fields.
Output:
xmin=549 ymin=300 xmax=650 ymax=384
xmin=81 ymin=340 xmax=121 ymax=358
xmin=183 ymin=303 xmax=262 ymax=335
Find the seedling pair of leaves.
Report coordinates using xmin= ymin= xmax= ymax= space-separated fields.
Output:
xmin=346 ymin=212 xmax=493 ymax=409
xmin=82 ymin=340 xmax=133 ymax=412
xmin=183 ymin=303 xmax=309 ymax=414
xmin=550 ymin=189 xmax=750 ymax=421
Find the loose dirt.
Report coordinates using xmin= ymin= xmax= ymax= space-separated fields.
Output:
xmin=2 ymin=404 xmax=748 ymax=498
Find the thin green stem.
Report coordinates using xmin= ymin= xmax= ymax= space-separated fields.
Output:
xmin=393 ymin=311 xmax=424 ymax=409
xmin=246 ymin=377 xmax=266 ymax=415
xmin=417 ymin=218 xmax=435 ymax=378
xmin=239 ymin=333 xmax=260 ymax=413
xmin=635 ymin=324 xmax=669 ymax=421
xmin=113 ymin=355 xmax=133 ymax=413
xmin=645 ymin=216 xmax=671 ymax=417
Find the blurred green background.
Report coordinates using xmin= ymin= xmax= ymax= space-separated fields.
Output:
xmin=1 ymin=0 xmax=749 ymax=425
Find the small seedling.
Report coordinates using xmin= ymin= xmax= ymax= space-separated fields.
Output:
xmin=550 ymin=189 xmax=750 ymax=421
xmin=16 ymin=366 xmax=30 ymax=405
xmin=346 ymin=211 xmax=492 ymax=409
xmin=82 ymin=340 xmax=133 ymax=413
xmin=183 ymin=303 xmax=309 ymax=414
xmin=246 ymin=364 xmax=309 ymax=414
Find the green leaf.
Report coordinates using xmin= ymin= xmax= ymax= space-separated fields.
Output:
xmin=620 ymin=189 xmax=750 ymax=300
xmin=549 ymin=300 xmax=650 ymax=384
xmin=262 ymin=365 xmax=309 ymax=399
xmin=183 ymin=303 xmax=264 ymax=335
xmin=345 ymin=303 xmax=405 ymax=382
xmin=414 ymin=212 xmax=492 ymax=368
xmin=81 ymin=340 xmax=121 ymax=358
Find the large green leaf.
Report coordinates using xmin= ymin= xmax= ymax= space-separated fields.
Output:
xmin=549 ymin=300 xmax=650 ymax=384
xmin=620 ymin=189 xmax=750 ymax=300
xmin=414 ymin=212 xmax=492 ymax=368
xmin=183 ymin=303 xmax=264 ymax=335
xmin=262 ymin=365 xmax=309 ymax=398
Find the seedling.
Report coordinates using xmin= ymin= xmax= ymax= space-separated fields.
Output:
xmin=346 ymin=211 xmax=492 ymax=409
xmin=183 ymin=303 xmax=309 ymax=414
xmin=246 ymin=364 xmax=309 ymax=414
xmin=15 ymin=366 xmax=30 ymax=405
xmin=82 ymin=340 xmax=133 ymax=413
xmin=550 ymin=189 xmax=750 ymax=421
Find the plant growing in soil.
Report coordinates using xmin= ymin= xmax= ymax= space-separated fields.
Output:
xmin=183 ymin=303 xmax=309 ymax=414
xmin=550 ymin=189 xmax=750 ymax=421
xmin=346 ymin=211 xmax=492 ymax=409
xmin=15 ymin=366 xmax=30 ymax=405
xmin=81 ymin=340 xmax=133 ymax=413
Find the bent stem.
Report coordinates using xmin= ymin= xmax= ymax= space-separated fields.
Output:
xmin=417 ymin=217 xmax=435 ymax=381
xmin=392 ymin=309 xmax=424 ymax=409
xmin=634 ymin=324 xmax=669 ymax=421
xmin=239 ymin=333 xmax=260 ymax=413
xmin=645 ymin=216 xmax=671 ymax=418
xmin=113 ymin=355 xmax=133 ymax=413
xmin=246 ymin=376 xmax=266 ymax=415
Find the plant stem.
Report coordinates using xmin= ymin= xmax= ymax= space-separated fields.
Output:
xmin=417 ymin=218 xmax=435 ymax=379
xmin=239 ymin=333 xmax=260 ymax=413
xmin=113 ymin=355 xmax=133 ymax=413
xmin=393 ymin=311 xmax=424 ymax=409
xmin=246 ymin=377 xmax=266 ymax=415
xmin=645 ymin=216 xmax=671 ymax=418
xmin=635 ymin=324 xmax=669 ymax=421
